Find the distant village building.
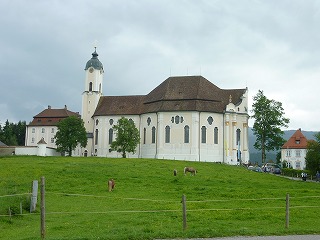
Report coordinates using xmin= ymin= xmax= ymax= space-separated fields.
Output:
xmin=25 ymin=105 xmax=80 ymax=149
xmin=24 ymin=48 xmax=250 ymax=164
xmin=281 ymin=128 xmax=308 ymax=169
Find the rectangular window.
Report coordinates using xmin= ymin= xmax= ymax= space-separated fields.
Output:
xmin=286 ymin=150 xmax=291 ymax=157
xmin=31 ymin=137 xmax=35 ymax=143
xmin=296 ymin=150 xmax=301 ymax=157
xmin=32 ymin=128 xmax=35 ymax=133
xmin=51 ymin=128 xmax=54 ymax=133
xmin=296 ymin=161 xmax=301 ymax=169
xmin=51 ymin=138 xmax=54 ymax=143
xmin=41 ymin=128 xmax=45 ymax=133
xmin=143 ymin=128 xmax=146 ymax=144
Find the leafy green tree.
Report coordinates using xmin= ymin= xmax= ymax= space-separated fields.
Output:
xmin=251 ymin=90 xmax=289 ymax=163
xmin=110 ymin=117 xmax=140 ymax=158
xmin=305 ymin=133 xmax=320 ymax=175
xmin=55 ymin=116 xmax=87 ymax=156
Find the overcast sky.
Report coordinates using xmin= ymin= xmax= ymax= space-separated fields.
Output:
xmin=1 ymin=0 xmax=320 ymax=131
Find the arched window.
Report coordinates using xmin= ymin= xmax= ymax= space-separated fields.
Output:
xmin=152 ymin=127 xmax=156 ymax=144
xmin=143 ymin=128 xmax=146 ymax=144
xmin=184 ymin=125 xmax=189 ymax=143
xmin=214 ymin=127 xmax=218 ymax=144
xmin=95 ymin=129 xmax=98 ymax=145
xmin=165 ymin=126 xmax=170 ymax=143
xmin=236 ymin=128 xmax=241 ymax=162
xmin=201 ymin=126 xmax=206 ymax=143
xmin=236 ymin=129 xmax=241 ymax=146
xmin=175 ymin=115 xmax=180 ymax=124
xmin=89 ymin=82 xmax=93 ymax=91
xmin=108 ymin=128 xmax=113 ymax=144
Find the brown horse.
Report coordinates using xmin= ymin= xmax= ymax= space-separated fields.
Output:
xmin=108 ymin=179 xmax=115 ymax=192
xmin=184 ymin=167 xmax=197 ymax=176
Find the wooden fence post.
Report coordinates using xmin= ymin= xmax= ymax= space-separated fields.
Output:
xmin=182 ymin=194 xmax=187 ymax=231
xmin=40 ymin=176 xmax=46 ymax=239
xmin=285 ymin=193 xmax=289 ymax=229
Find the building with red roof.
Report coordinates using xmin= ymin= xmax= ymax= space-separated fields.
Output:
xmin=25 ymin=105 xmax=80 ymax=149
xmin=281 ymin=128 xmax=308 ymax=169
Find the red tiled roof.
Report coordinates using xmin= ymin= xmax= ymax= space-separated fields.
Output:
xmin=282 ymin=129 xmax=308 ymax=149
xmin=29 ymin=107 xmax=80 ymax=126
xmin=93 ymin=76 xmax=247 ymax=116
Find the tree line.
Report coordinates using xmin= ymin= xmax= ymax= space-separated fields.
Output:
xmin=0 ymin=120 xmax=26 ymax=146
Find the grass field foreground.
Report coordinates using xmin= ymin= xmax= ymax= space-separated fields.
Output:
xmin=0 ymin=156 xmax=320 ymax=240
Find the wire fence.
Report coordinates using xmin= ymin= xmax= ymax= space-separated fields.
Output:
xmin=1 ymin=174 xmax=320 ymax=240
xmin=1 ymin=191 xmax=320 ymax=216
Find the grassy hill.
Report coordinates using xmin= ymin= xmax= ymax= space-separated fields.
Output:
xmin=1 ymin=156 xmax=320 ymax=240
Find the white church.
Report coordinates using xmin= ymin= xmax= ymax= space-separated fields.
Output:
xmin=26 ymin=48 xmax=250 ymax=164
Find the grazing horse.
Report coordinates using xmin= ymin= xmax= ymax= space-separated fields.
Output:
xmin=108 ymin=179 xmax=115 ymax=192
xmin=184 ymin=167 xmax=197 ymax=176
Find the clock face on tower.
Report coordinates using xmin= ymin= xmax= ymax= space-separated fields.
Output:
xmin=89 ymin=67 xmax=94 ymax=73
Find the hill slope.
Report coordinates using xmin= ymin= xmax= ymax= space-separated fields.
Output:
xmin=1 ymin=156 xmax=320 ymax=239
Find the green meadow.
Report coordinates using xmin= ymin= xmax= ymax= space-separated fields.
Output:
xmin=1 ymin=156 xmax=320 ymax=240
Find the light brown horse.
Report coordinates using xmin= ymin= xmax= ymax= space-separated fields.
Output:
xmin=108 ymin=179 xmax=115 ymax=192
xmin=184 ymin=167 xmax=197 ymax=176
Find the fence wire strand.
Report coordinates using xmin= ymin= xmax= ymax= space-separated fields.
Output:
xmin=1 ymin=192 xmax=319 ymax=218
xmin=0 ymin=193 xmax=30 ymax=198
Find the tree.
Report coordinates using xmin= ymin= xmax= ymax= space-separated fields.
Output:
xmin=0 ymin=120 xmax=26 ymax=146
xmin=251 ymin=90 xmax=289 ymax=163
xmin=305 ymin=133 xmax=320 ymax=175
xmin=13 ymin=121 xmax=26 ymax=146
xmin=55 ymin=116 xmax=87 ymax=156
xmin=0 ymin=120 xmax=18 ymax=146
xmin=110 ymin=117 xmax=140 ymax=158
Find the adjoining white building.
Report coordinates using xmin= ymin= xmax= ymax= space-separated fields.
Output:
xmin=25 ymin=105 xmax=80 ymax=149
xmin=81 ymin=48 xmax=250 ymax=164
xmin=24 ymin=48 xmax=250 ymax=164
xmin=281 ymin=129 xmax=308 ymax=169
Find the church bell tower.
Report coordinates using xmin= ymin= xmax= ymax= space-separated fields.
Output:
xmin=81 ymin=48 xmax=104 ymax=155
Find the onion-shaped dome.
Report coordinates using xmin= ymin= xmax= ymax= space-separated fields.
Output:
xmin=85 ymin=48 xmax=103 ymax=70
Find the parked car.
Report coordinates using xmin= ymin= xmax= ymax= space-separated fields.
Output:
xmin=248 ymin=166 xmax=263 ymax=172
xmin=262 ymin=163 xmax=281 ymax=174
